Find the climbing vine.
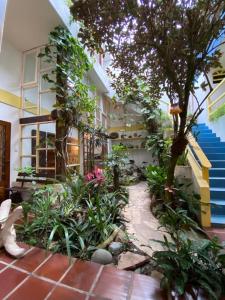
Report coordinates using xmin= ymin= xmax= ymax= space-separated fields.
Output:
xmin=39 ymin=26 xmax=96 ymax=128
xmin=39 ymin=26 xmax=97 ymax=178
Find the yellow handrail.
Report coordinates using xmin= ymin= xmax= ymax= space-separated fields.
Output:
xmin=187 ymin=133 xmax=211 ymax=180
xmin=207 ymin=78 xmax=225 ymax=118
xmin=187 ymin=133 xmax=211 ymax=227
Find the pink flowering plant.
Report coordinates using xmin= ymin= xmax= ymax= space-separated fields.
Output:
xmin=85 ymin=166 xmax=105 ymax=187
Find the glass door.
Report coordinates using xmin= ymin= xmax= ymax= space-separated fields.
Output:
xmin=0 ymin=120 xmax=10 ymax=202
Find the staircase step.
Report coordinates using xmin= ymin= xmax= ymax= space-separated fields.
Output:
xmin=200 ymin=142 xmax=225 ymax=148
xmin=210 ymin=187 xmax=225 ymax=200
xmin=194 ymin=123 xmax=208 ymax=128
xmin=210 ymin=177 xmax=225 ymax=188
xmin=192 ymin=129 xmax=213 ymax=135
xmin=197 ymin=137 xmax=220 ymax=143
xmin=211 ymin=200 xmax=225 ymax=215
xmin=204 ymin=147 xmax=225 ymax=154
xmin=211 ymin=161 xmax=225 ymax=168
xmin=207 ymin=153 xmax=225 ymax=160
xmin=198 ymin=133 xmax=217 ymax=138
xmin=210 ymin=168 xmax=225 ymax=177
xmin=211 ymin=215 xmax=225 ymax=227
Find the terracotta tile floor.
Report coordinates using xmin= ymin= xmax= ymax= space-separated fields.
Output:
xmin=0 ymin=245 xmax=166 ymax=300
xmin=205 ymin=227 xmax=225 ymax=243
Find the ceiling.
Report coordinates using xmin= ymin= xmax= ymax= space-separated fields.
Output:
xmin=4 ymin=0 xmax=63 ymax=51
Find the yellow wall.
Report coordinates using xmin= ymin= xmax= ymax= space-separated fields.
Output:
xmin=0 ymin=88 xmax=50 ymax=115
xmin=0 ymin=88 xmax=22 ymax=108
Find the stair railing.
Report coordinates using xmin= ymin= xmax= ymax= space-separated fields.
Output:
xmin=207 ymin=77 xmax=225 ymax=120
xmin=187 ymin=133 xmax=212 ymax=227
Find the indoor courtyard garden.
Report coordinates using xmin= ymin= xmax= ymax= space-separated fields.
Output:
xmin=0 ymin=0 xmax=225 ymax=299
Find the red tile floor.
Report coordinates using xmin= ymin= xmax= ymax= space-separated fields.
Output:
xmin=205 ymin=227 xmax=225 ymax=243
xmin=0 ymin=243 xmax=166 ymax=300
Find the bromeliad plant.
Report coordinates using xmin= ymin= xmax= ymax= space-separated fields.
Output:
xmin=18 ymin=174 xmax=128 ymax=259
xmin=152 ymin=234 xmax=225 ymax=300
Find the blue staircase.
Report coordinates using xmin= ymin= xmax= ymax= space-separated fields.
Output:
xmin=192 ymin=123 xmax=225 ymax=227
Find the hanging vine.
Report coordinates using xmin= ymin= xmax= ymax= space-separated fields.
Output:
xmin=39 ymin=26 xmax=97 ymax=178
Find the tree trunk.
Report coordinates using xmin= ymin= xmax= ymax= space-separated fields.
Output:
xmin=165 ymin=133 xmax=188 ymax=201
xmin=113 ymin=165 xmax=120 ymax=190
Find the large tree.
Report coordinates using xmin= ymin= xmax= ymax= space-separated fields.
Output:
xmin=70 ymin=0 xmax=225 ymax=198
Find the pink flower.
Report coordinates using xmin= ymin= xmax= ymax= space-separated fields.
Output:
xmin=85 ymin=172 xmax=94 ymax=182
xmin=85 ymin=167 xmax=105 ymax=185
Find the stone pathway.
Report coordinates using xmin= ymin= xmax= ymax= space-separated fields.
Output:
xmin=123 ymin=182 xmax=166 ymax=257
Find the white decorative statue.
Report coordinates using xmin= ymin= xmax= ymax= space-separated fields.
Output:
xmin=0 ymin=199 xmax=26 ymax=258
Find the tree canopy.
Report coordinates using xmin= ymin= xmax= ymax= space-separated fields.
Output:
xmin=70 ymin=0 xmax=225 ymax=191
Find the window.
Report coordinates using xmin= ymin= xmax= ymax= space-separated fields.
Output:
xmin=20 ymin=121 xmax=56 ymax=178
xmin=20 ymin=46 xmax=81 ymax=178
xmin=22 ymin=47 xmax=56 ymax=117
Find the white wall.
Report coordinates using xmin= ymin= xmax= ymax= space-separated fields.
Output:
xmin=0 ymin=37 xmax=22 ymax=95
xmin=0 ymin=37 xmax=22 ymax=183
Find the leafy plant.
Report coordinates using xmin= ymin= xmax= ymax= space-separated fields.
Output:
xmin=176 ymin=150 xmax=188 ymax=166
xmin=146 ymin=165 xmax=167 ymax=199
xmin=16 ymin=166 xmax=35 ymax=177
xmin=146 ymin=134 xmax=171 ymax=167
xmin=106 ymin=144 xmax=129 ymax=190
xmin=18 ymin=176 xmax=128 ymax=259
xmin=39 ymin=26 xmax=96 ymax=178
xmin=158 ymin=205 xmax=202 ymax=235
xmin=152 ymin=235 xmax=225 ymax=300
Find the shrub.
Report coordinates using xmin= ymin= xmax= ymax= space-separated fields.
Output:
xmin=17 ymin=176 xmax=128 ymax=259
xmin=152 ymin=235 xmax=225 ymax=300
xmin=146 ymin=165 xmax=167 ymax=199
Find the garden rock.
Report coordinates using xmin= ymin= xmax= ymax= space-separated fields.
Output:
xmin=115 ymin=229 xmax=127 ymax=243
xmin=109 ymin=242 xmax=123 ymax=255
xmin=118 ymin=251 xmax=149 ymax=270
xmin=91 ymin=249 xmax=113 ymax=265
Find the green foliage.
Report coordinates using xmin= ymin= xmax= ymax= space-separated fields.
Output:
xmin=16 ymin=166 xmax=35 ymax=176
xmin=176 ymin=150 xmax=188 ymax=166
xmin=106 ymin=144 xmax=129 ymax=190
xmin=209 ymin=102 xmax=225 ymax=122
xmin=18 ymin=177 xmax=128 ymax=259
xmin=152 ymin=234 xmax=225 ymax=299
xmin=158 ymin=205 xmax=202 ymax=235
xmin=146 ymin=165 xmax=167 ymax=199
xmin=39 ymin=26 xmax=96 ymax=127
xmin=146 ymin=134 xmax=171 ymax=167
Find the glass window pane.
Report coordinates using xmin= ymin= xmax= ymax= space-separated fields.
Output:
xmin=21 ymin=157 xmax=35 ymax=169
xmin=21 ymin=124 xmax=37 ymax=138
xmin=23 ymin=87 xmax=38 ymax=115
xmin=38 ymin=123 xmax=56 ymax=148
xmin=21 ymin=138 xmax=36 ymax=156
xmin=40 ymin=47 xmax=56 ymax=70
xmin=40 ymin=71 xmax=55 ymax=92
xmin=40 ymin=93 xmax=56 ymax=115
xmin=23 ymin=52 xmax=37 ymax=84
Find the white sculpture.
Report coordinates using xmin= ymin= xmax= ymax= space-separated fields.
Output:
xmin=0 ymin=199 xmax=26 ymax=258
